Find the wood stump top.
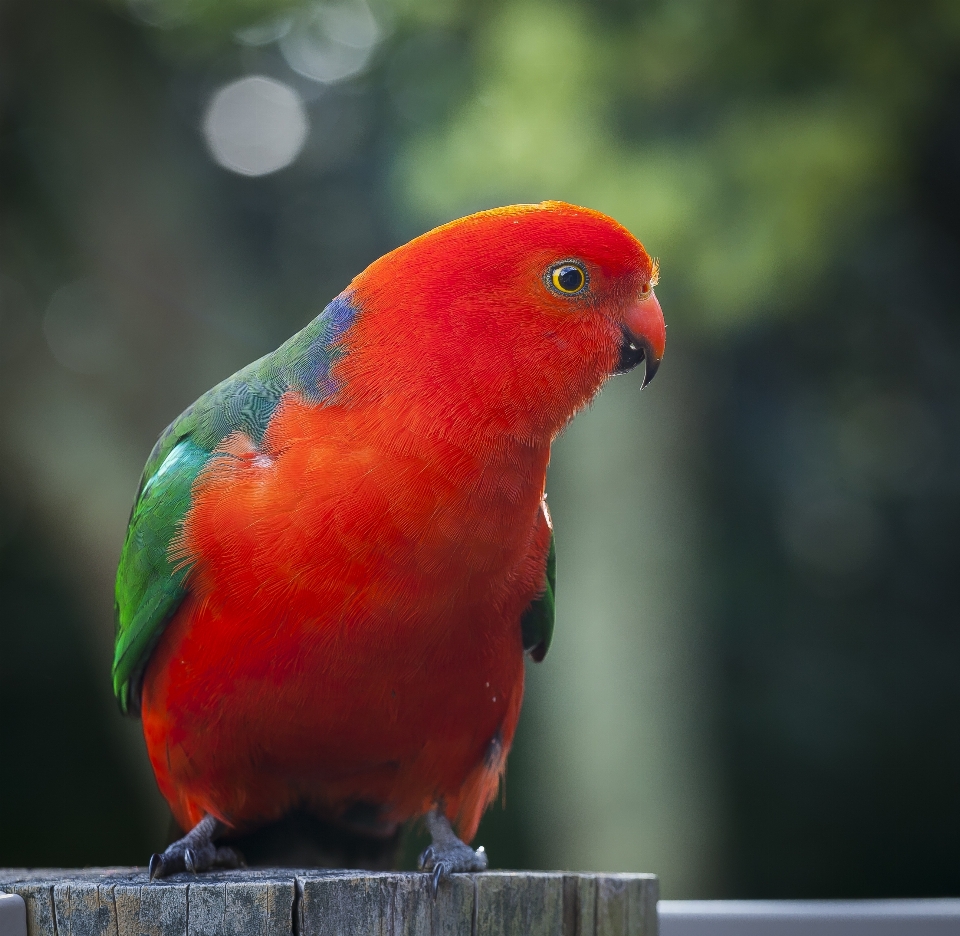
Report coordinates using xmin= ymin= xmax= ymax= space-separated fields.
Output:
xmin=0 ymin=868 xmax=658 ymax=936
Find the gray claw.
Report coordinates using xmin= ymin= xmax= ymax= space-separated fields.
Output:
xmin=418 ymin=811 xmax=488 ymax=898
xmin=147 ymin=814 xmax=241 ymax=880
xmin=432 ymin=863 xmax=445 ymax=897
xmin=418 ymin=846 xmax=434 ymax=871
xmin=149 ymin=848 xmax=186 ymax=879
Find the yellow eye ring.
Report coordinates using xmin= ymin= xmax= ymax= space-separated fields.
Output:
xmin=550 ymin=263 xmax=587 ymax=294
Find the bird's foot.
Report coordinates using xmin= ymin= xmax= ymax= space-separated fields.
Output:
xmin=418 ymin=810 xmax=488 ymax=897
xmin=149 ymin=813 xmax=245 ymax=879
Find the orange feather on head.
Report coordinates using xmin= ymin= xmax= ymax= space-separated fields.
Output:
xmin=138 ymin=201 xmax=664 ymax=852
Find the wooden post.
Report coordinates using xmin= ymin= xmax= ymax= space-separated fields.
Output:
xmin=0 ymin=869 xmax=658 ymax=936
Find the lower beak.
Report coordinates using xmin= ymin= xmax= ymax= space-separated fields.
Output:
xmin=614 ymin=290 xmax=666 ymax=387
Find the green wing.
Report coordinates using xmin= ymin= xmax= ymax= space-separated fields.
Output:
xmin=112 ymin=296 xmax=355 ymax=714
xmin=112 ymin=439 xmax=209 ymax=713
xmin=520 ymin=532 xmax=556 ymax=662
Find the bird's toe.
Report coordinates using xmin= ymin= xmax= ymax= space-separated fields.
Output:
xmin=419 ymin=840 xmax=488 ymax=896
xmin=149 ymin=848 xmax=185 ymax=880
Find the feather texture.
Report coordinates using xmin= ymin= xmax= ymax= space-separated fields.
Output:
xmin=114 ymin=201 xmax=662 ymax=845
xmin=113 ymin=294 xmax=356 ymax=712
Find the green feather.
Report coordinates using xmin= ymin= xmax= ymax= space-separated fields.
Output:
xmin=112 ymin=439 xmax=207 ymax=713
xmin=520 ymin=532 xmax=556 ymax=662
xmin=112 ymin=296 xmax=355 ymax=714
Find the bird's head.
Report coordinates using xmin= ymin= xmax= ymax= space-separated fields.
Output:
xmin=340 ymin=201 xmax=665 ymax=444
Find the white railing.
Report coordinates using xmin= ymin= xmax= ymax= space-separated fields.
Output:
xmin=1 ymin=894 xmax=27 ymax=936
xmin=659 ymin=899 xmax=960 ymax=935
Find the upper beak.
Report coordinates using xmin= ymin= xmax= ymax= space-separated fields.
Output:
xmin=615 ymin=289 xmax=666 ymax=387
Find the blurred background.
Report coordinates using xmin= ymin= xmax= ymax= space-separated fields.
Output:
xmin=1 ymin=0 xmax=959 ymax=899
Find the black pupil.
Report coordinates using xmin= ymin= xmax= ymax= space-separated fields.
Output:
xmin=557 ymin=266 xmax=583 ymax=291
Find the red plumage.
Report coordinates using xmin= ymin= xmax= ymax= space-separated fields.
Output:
xmin=139 ymin=202 xmax=663 ymax=847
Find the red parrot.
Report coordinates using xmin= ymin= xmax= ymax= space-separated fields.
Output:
xmin=112 ymin=201 xmax=665 ymax=885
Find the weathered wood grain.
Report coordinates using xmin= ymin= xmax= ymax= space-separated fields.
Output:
xmin=475 ymin=872 xmax=563 ymax=936
xmin=0 ymin=869 xmax=658 ymax=936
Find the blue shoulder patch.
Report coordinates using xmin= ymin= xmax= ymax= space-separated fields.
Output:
xmin=287 ymin=292 xmax=358 ymax=403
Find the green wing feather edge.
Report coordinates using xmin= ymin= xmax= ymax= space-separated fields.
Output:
xmin=112 ymin=439 xmax=208 ymax=714
xmin=112 ymin=298 xmax=354 ymax=715
xmin=520 ymin=532 xmax=556 ymax=662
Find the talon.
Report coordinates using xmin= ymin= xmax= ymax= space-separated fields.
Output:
xmin=146 ymin=813 xmax=226 ymax=880
xmin=431 ymin=863 xmax=445 ymax=898
xmin=419 ymin=808 xmax=489 ymax=893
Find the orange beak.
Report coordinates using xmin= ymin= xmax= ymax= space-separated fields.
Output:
xmin=616 ymin=290 xmax=666 ymax=387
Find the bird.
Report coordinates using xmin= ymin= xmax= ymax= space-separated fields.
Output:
xmin=112 ymin=200 xmax=665 ymax=887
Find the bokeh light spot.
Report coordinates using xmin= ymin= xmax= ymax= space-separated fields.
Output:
xmin=202 ymin=76 xmax=308 ymax=177
xmin=279 ymin=0 xmax=380 ymax=84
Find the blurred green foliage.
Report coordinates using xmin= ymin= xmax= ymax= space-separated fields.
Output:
xmin=395 ymin=0 xmax=960 ymax=326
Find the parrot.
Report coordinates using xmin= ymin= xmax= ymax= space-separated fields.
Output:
xmin=112 ymin=201 xmax=665 ymax=886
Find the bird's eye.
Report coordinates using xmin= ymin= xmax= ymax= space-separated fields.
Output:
xmin=550 ymin=263 xmax=587 ymax=295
